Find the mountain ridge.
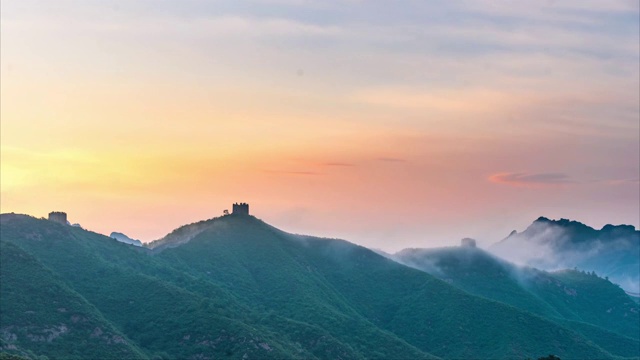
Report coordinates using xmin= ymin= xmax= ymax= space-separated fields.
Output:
xmin=490 ymin=216 xmax=640 ymax=293
xmin=1 ymin=212 xmax=637 ymax=359
xmin=109 ymin=232 xmax=143 ymax=247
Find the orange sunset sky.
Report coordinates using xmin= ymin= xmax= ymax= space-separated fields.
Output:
xmin=1 ymin=0 xmax=639 ymax=251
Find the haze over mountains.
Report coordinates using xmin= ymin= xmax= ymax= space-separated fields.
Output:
xmin=109 ymin=232 xmax=143 ymax=247
xmin=391 ymin=245 xmax=639 ymax=358
xmin=1 ymin=210 xmax=638 ymax=359
xmin=490 ymin=217 xmax=640 ymax=293
xmin=107 ymin=212 xmax=640 ymax=294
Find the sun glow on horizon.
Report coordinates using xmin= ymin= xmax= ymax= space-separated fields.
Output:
xmin=1 ymin=0 xmax=638 ymax=250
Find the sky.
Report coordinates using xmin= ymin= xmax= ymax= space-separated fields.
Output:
xmin=1 ymin=0 xmax=639 ymax=251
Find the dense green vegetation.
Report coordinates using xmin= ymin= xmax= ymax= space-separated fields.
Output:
xmin=393 ymin=246 xmax=640 ymax=357
xmin=0 ymin=241 xmax=146 ymax=359
xmin=1 ymin=213 xmax=638 ymax=359
xmin=0 ymin=353 xmax=31 ymax=360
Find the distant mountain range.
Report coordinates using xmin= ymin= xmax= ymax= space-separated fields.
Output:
xmin=109 ymin=232 xmax=143 ymax=247
xmin=490 ymin=217 xmax=640 ymax=293
xmin=1 ymin=212 xmax=638 ymax=359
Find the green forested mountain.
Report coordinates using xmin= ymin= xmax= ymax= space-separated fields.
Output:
xmin=0 ymin=241 xmax=146 ymax=360
xmin=393 ymin=245 xmax=640 ymax=357
xmin=1 ymin=213 xmax=637 ymax=359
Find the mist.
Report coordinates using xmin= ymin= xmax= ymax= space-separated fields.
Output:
xmin=488 ymin=218 xmax=640 ymax=293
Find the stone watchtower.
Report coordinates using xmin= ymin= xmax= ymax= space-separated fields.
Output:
xmin=48 ymin=211 xmax=68 ymax=225
xmin=460 ymin=238 xmax=476 ymax=248
xmin=232 ymin=203 xmax=249 ymax=215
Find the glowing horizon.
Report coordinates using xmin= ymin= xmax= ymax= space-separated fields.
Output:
xmin=2 ymin=0 xmax=638 ymax=251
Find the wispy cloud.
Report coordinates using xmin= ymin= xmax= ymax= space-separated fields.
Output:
xmin=489 ymin=172 xmax=574 ymax=187
xmin=376 ymin=157 xmax=406 ymax=163
xmin=350 ymin=87 xmax=514 ymax=113
xmin=179 ymin=16 xmax=342 ymax=37
xmin=263 ymin=170 xmax=321 ymax=175
xmin=322 ymin=162 xmax=356 ymax=167
xmin=606 ymin=178 xmax=640 ymax=185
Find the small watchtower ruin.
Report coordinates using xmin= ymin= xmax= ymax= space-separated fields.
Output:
xmin=461 ymin=238 xmax=476 ymax=248
xmin=232 ymin=202 xmax=249 ymax=215
xmin=48 ymin=211 xmax=68 ymax=225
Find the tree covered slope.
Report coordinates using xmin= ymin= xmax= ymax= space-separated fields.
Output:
xmin=1 ymin=213 xmax=632 ymax=359
xmin=393 ymin=245 xmax=640 ymax=357
xmin=0 ymin=241 xmax=146 ymax=359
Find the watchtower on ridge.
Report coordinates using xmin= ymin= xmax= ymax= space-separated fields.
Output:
xmin=232 ymin=203 xmax=249 ymax=215
xmin=48 ymin=211 xmax=68 ymax=225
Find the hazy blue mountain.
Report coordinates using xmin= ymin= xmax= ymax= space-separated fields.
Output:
xmin=109 ymin=232 xmax=143 ymax=247
xmin=490 ymin=217 xmax=640 ymax=293
xmin=0 ymin=212 xmax=633 ymax=359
